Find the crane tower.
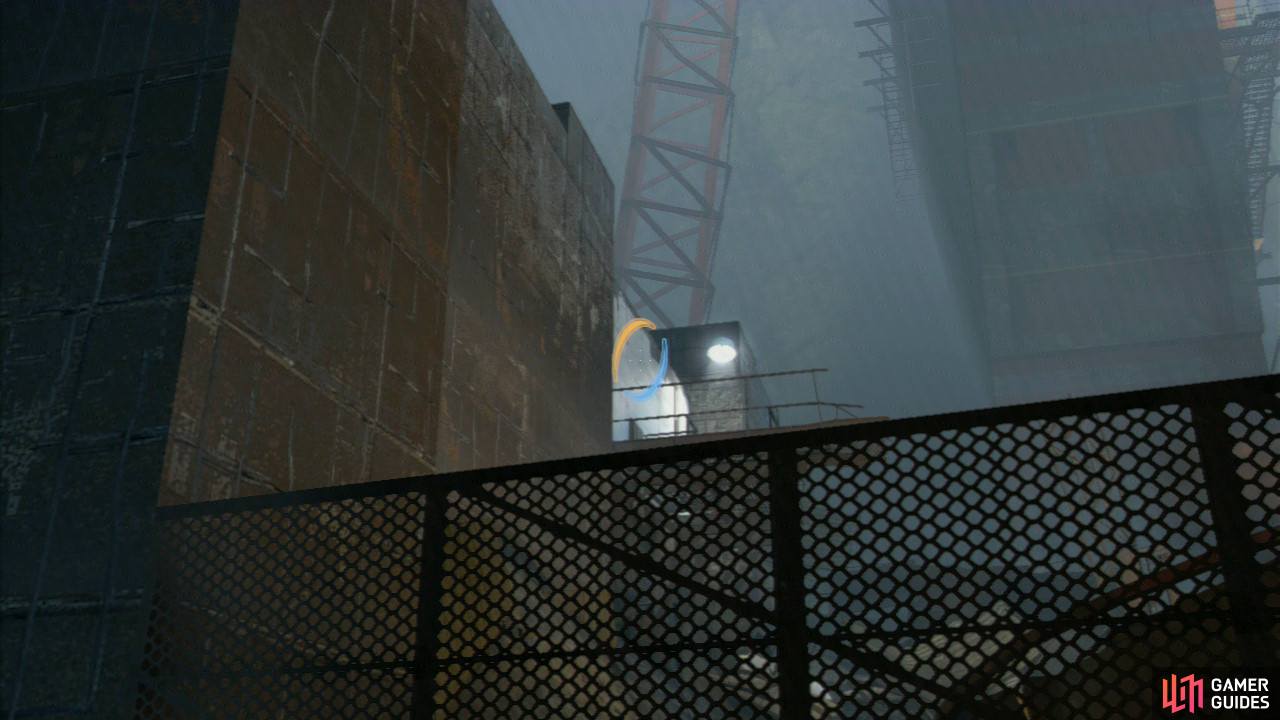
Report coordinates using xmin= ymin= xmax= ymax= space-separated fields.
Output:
xmin=616 ymin=0 xmax=741 ymax=327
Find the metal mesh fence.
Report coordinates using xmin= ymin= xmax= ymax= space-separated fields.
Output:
xmin=134 ymin=376 xmax=1278 ymax=719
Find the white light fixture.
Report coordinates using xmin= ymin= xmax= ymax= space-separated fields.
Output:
xmin=707 ymin=340 xmax=737 ymax=363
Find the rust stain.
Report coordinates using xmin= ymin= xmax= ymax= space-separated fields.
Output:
xmin=499 ymin=295 xmax=513 ymax=327
xmin=387 ymin=74 xmax=423 ymax=224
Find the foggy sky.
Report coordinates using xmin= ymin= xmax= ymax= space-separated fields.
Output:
xmin=492 ymin=0 xmax=994 ymax=421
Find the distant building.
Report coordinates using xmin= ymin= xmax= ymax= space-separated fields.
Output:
xmin=876 ymin=0 xmax=1267 ymax=404
xmin=612 ymin=294 xmax=691 ymax=442
xmin=653 ymin=321 xmax=773 ymax=434
xmin=612 ymin=315 xmax=890 ymax=448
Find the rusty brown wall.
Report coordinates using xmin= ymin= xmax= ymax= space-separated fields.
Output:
xmin=433 ymin=3 xmax=620 ymax=713
xmin=162 ymin=0 xmax=614 ymax=502
xmin=438 ymin=0 xmax=615 ymax=472
xmin=161 ymin=0 xmax=468 ymax=504
xmin=148 ymin=0 xmax=621 ymax=702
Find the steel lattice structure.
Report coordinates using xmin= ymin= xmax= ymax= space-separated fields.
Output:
xmin=1222 ymin=10 xmax=1279 ymax=251
xmin=616 ymin=0 xmax=739 ymax=328
xmin=858 ymin=0 xmax=930 ymax=200
xmin=1221 ymin=8 xmax=1280 ymax=370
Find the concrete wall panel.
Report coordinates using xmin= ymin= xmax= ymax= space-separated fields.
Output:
xmin=162 ymin=0 xmax=470 ymax=503
xmin=1 ymin=1 xmax=240 ymax=713
xmin=437 ymin=0 xmax=614 ymax=473
xmin=6 ymin=0 xmax=619 ymax=712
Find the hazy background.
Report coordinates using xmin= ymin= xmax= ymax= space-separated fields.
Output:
xmin=493 ymin=0 xmax=991 ymax=421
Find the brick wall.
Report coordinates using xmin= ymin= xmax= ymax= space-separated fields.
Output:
xmin=431 ymin=5 xmax=620 ymax=715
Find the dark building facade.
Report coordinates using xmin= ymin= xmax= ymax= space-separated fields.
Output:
xmin=3 ymin=2 xmax=242 ymax=714
xmin=884 ymin=0 xmax=1267 ymax=404
xmin=2 ymin=1 xmax=615 ymax=716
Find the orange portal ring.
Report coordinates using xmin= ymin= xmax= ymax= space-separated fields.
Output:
xmin=612 ymin=318 xmax=670 ymax=402
xmin=612 ymin=318 xmax=656 ymax=383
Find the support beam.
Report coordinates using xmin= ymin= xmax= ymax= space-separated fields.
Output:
xmin=616 ymin=0 xmax=739 ymax=327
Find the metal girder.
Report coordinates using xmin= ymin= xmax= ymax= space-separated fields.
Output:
xmin=627 ymin=269 xmax=710 ymax=288
xmin=647 ymin=20 xmax=735 ymax=39
xmin=635 ymin=204 xmax=708 ymax=275
xmin=616 ymin=0 xmax=739 ymax=327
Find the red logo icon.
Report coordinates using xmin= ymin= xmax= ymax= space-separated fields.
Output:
xmin=1162 ymin=674 xmax=1205 ymax=713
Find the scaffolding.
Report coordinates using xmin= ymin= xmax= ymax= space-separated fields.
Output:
xmin=1221 ymin=6 xmax=1280 ymax=370
xmin=857 ymin=0 xmax=938 ymax=200
xmin=615 ymin=0 xmax=740 ymax=328
xmin=1222 ymin=10 xmax=1279 ymax=249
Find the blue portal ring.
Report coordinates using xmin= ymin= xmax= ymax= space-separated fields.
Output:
xmin=624 ymin=338 xmax=669 ymax=401
xmin=613 ymin=319 xmax=669 ymax=402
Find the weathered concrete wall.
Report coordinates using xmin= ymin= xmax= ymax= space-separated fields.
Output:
xmin=438 ymin=0 xmax=615 ymax=472
xmin=160 ymin=0 xmax=468 ymax=505
xmin=1 ymin=2 xmax=240 ymax=715
xmin=162 ymin=0 xmax=614 ymax=500
xmin=5 ymin=0 xmax=618 ymax=712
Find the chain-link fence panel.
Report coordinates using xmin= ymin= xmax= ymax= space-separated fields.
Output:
xmin=133 ymin=376 xmax=1278 ymax=719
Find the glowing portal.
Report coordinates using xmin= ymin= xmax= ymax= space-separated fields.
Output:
xmin=612 ymin=318 xmax=669 ymax=402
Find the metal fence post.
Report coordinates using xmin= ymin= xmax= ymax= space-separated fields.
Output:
xmin=1189 ymin=393 xmax=1277 ymax=666
xmin=412 ymin=487 xmax=450 ymax=720
xmin=768 ymin=447 xmax=812 ymax=720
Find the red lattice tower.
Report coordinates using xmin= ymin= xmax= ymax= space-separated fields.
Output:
xmin=617 ymin=0 xmax=740 ymax=328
